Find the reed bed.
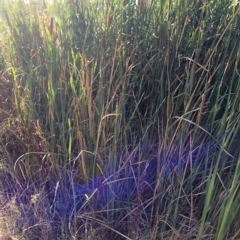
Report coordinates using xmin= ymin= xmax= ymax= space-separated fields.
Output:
xmin=0 ymin=0 xmax=239 ymax=239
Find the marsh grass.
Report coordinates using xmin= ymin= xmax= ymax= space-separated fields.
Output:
xmin=0 ymin=0 xmax=239 ymax=239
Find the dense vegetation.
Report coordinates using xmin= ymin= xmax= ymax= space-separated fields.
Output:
xmin=0 ymin=0 xmax=239 ymax=239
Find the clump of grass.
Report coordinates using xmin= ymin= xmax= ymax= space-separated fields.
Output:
xmin=0 ymin=0 xmax=240 ymax=239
